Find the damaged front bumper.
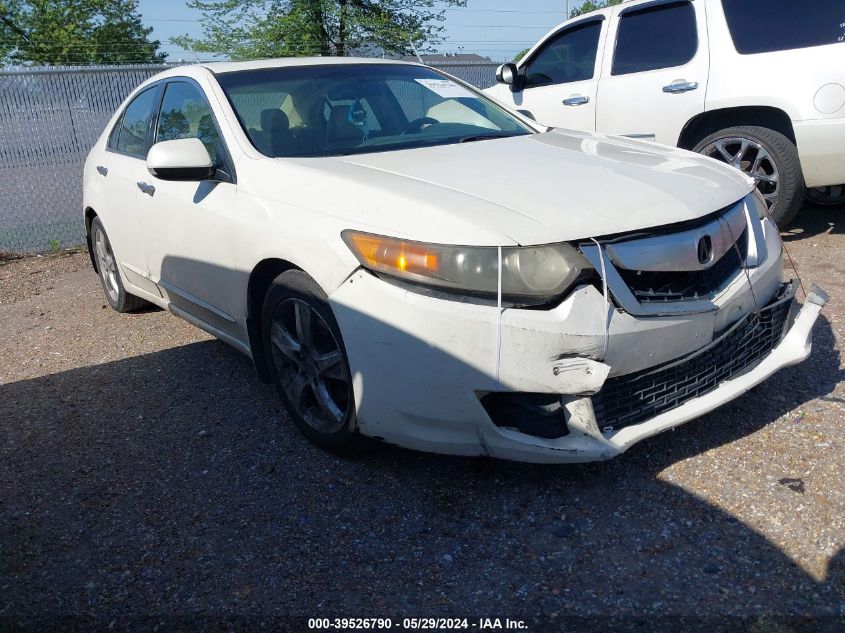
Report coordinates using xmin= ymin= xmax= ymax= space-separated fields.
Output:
xmin=330 ymin=261 xmax=828 ymax=463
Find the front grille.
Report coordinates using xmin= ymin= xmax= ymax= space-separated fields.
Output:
xmin=617 ymin=230 xmax=748 ymax=303
xmin=592 ymin=288 xmax=792 ymax=432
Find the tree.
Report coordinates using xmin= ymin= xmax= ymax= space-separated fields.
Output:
xmin=171 ymin=0 xmax=467 ymax=60
xmin=0 ymin=0 xmax=165 ymax=65
xmin=513 ymin=47 xmax=530 ymax=63
xmin=570 ymin=0 xmax=625 ymax=18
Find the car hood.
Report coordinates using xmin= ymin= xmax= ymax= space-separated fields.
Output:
xmin=273 ymin=129 xmax=754 ymax=246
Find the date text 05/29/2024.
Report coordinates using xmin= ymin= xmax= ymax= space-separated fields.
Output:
xmin=308 ymin=618 xmax=528 ymax=630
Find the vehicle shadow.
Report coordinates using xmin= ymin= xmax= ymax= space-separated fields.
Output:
xmin=782 ymin=203 xmax=844 ymax=242
xmin=1 ymin=291 xmax=842 ymax=628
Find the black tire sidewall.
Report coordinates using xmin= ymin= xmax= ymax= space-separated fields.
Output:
xmin=693 ymin=126 xmax=804 ymax=227
xmin=261 ymin=269 xmax=362 ymax=453
xmin=90 ymin=217 xmax=131 ymax=312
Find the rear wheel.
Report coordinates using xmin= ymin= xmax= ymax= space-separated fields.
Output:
xmin=262 ymin=269 xmax=368 ymax=455
xmin=90 ymin=217 xmax=147 ymax=313
xmin=806 ymin=184 xmax=845 ymax=208
xmin=693 ymin=125 xmax=804 ymax=227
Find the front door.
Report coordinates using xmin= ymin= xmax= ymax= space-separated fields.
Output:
xmin=496 ymin=17 xmax=607 ymax=131
xmin=136 ymin=79 xmax=241 ymax=338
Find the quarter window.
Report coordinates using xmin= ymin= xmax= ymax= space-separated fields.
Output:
xmin=612 ymin=2 xmax=697 ymax=76
xmin=155 ymin=81 xmax=221 ymax=163
xmin=114 ymin=86 xmax=158 ymax=157
xmin=722 ymin=0 xmax=845 ymax=55
xmin=524 ymin=20 xmax=603 ymax=87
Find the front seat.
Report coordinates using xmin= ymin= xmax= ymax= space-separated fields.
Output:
xmin=326 ymin=105 xmax=364 ymax=150
xmin=252 ymin=108 xmax=291 ymax=156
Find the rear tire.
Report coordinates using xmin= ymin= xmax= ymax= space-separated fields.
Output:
xmin=90 ymin=217 xmax=147 ymax=313
xmin=806 ymin=184 xmax=845 ymax=208
xmin=693 ymin=125 xmax=804 ymax=228
xmin=262 ymin=269 xmax=369 ymax=456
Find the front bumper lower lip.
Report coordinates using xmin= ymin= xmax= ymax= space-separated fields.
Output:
xmin=482 ymin=285 xmax=829 ymax=464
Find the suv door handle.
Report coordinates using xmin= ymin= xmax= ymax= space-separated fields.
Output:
xmin=96 ymin=165 xmax=108 ymax=176
xmin=136 ymin=181 xmax=155 ymax=196
xmin=662 ymin=81 xmax=699 ymax=94
xmin=562 ymin=95 xmax=590 ymax=106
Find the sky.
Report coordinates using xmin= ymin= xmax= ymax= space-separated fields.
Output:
xmin=136 ymin=0 xmax=589 ymax=62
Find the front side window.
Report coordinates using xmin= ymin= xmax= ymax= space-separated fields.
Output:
xmin=612 ymin=2 xmax=697 ymax=76
xmin=524 ymin=20 xmax=603 ymax=87
xmin=155 ymin=81 xmax=222 ymax=163
xmin=114 ymin=86 xmax=158 ymax=157
xmin=216 ymin=64 xmax=532 ymax=158
xmin=722 ymin=0 xmax=845 ymax=55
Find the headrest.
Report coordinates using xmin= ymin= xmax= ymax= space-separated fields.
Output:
xmin=260 ymin=108 xmax=289 ymax=133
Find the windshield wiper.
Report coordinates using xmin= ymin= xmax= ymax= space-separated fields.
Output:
xmin=458 ymin=133 xmax=522 ymax=143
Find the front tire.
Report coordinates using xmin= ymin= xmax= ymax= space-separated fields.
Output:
xmin=261 ymin=269 xmax=368 ymax=455
xmin=90 ymin=217 xmax=147 ymax=313
xmin=693 ymin=125 xmax=805 ymax=227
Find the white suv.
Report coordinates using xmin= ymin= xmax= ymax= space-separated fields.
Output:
xmin=486 ymin=0 xmax=845 ymax=226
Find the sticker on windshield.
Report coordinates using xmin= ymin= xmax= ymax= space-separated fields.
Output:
xmin=414 ymin=78 xmax=472 ymax=99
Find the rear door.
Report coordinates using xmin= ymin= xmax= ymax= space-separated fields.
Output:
xmin=496 ymin=17 xmax=607 ymax=131
xmin=100 ymin=83 xmax=162 ymax=297
xmin=595 ymin=0 xmax=708 ymax=145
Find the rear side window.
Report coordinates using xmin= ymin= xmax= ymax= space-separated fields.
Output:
xmin=722 ymin=0 xmax=845 ymax=55
xmin=524 ymin=20 xmax=603 ymax=86
xmin=114 ymin=87 xmax=158 ymax=157
xmin=612 ymin=2 xmax=697 ymax=76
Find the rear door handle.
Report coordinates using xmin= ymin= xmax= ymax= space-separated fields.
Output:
xmin=96 ymin=165 xmax=108 ymax=176
xmin=662 ymin=81 xmax=699 ymax=94
xmin=562 ymin=95 xmax=590 ymax=106
xmin=136 ymin=181 xmax=155 ymax=196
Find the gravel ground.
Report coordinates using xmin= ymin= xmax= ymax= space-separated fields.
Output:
xmin=1 ymin=206 xmax=843 ymax=632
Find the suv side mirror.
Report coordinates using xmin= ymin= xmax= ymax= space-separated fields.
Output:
xmin=496 ymin=63 xmax=524 ymax=92
xmin=147 ymin=138 xmax=215 ymax=181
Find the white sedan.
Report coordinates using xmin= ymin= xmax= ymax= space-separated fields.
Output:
xmin=83 ymin=58 xmax=828 ymax=463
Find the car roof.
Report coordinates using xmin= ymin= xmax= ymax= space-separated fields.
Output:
xmin=199 ymin=56 xmax=420 ymax=75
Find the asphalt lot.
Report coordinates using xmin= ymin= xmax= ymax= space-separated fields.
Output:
xmin=1 ymin=205 xmax=843 ymax=631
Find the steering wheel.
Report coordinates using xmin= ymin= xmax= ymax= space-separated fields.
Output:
xmin=401 ymin=117 xmax=440 ymax=135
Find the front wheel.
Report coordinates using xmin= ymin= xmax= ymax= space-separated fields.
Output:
xmin=693 ymin=125 xmax=805 ymax=227
xmin=262 ymin=269 xmax=368 ymax=455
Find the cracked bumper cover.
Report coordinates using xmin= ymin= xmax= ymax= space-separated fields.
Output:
xmin=329 ymin=264 xmax=828 ymax=464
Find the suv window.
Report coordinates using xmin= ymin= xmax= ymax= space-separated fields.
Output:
xmin=612 ymin=2 xmax=697 ymax=76
xmin=156 ymin=81 xmax=222 ymax=163
xmin=524 ymin=20 xmax=602 ymax=87
xmin=114 ymin=86 xmax=158 ymax=157
xmin=722 ymin=0 xmax=845 ymax=55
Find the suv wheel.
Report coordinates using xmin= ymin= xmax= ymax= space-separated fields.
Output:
xmin=806 ymin=184 xmax=845 ymax=208
xmin=262 ymin=269 xmax=369 ymax=455
xmin=90 ymin=216 xmax=148 ymax=312
xmin=693 ymin=125 xmax=804 ymax=227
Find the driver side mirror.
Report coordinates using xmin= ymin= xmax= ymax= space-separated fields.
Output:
xmin=496 ymin=63 xmax=524 ymax=92
xmin=147 ymin=138 xmax=216 ymax=181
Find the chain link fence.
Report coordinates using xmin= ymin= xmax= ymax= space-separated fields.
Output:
xmin=0 ymin=61 xmax=500 ymax=256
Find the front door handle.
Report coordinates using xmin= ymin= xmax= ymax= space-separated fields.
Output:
xmin=136 ymin=181 xmax=155 ymax=196
xmin=562 ymin=95 xmax=590 ymax=106
xmin=662 ymin=80 xmax=699 ymax=94
xmin=96 ymin=165 xmax=108 ymax=177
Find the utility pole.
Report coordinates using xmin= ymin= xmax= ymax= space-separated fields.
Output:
xmin=565 ymin=1 xmax=570 ymax=18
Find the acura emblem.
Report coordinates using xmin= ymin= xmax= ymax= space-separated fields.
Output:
xmin=697 ymin=235 xmax=713 ymax=265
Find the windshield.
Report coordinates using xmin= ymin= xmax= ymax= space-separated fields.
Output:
xmin=215 ymin=63 xmax=533 ymax=158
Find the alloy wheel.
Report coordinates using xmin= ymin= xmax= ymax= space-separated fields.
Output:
xmin=269 ymin=298 xmax=351 ymax=434
xmin=807 ymin=184 xmax=845 ymax=207
xmin=701 ymin=136 xmax=780 ymax=211
xmin=94 ymin=227 xmax=120 ymax=303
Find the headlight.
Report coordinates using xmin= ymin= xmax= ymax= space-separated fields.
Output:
xmin=342 ymin=230 xmax=591 ymax=304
